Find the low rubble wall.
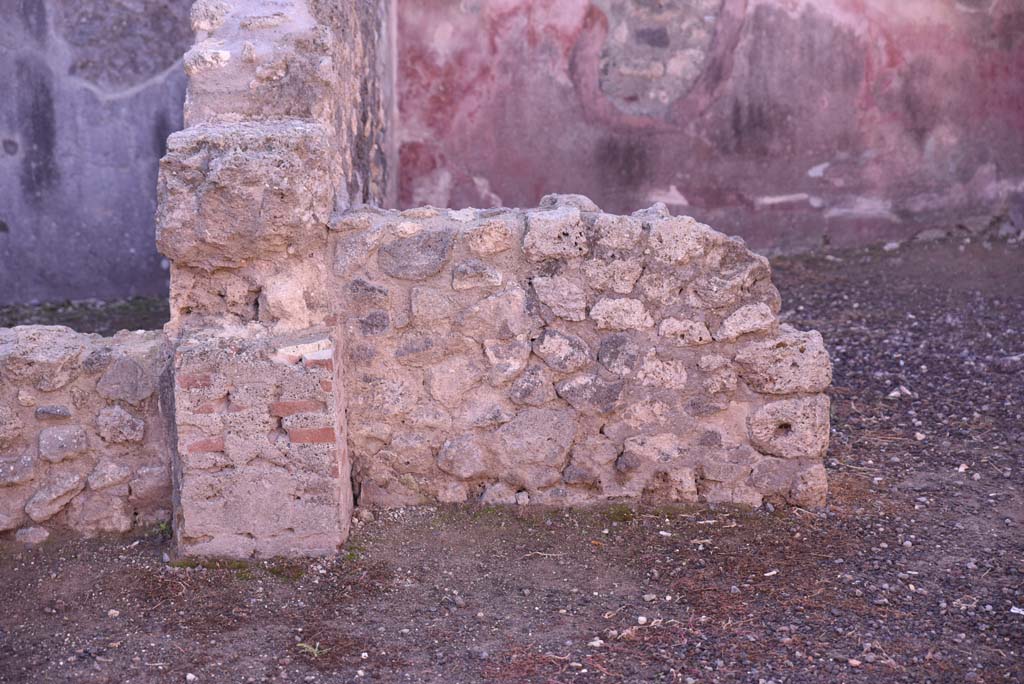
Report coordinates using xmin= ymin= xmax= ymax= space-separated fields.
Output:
xmin=330 ymin=196 xmax=831 ymax=510
xmin=0 ymin=327 xmax=172 ymax=541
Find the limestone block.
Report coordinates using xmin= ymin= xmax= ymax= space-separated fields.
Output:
xmin=452 ymin=259 xmax=503 ymax=290
xmin=593 ymin=213 xmax=644 ymax=251
xmin=0 ymin=452 xmax=36 ymax=488
xmin=789 ymin=463 xmax=828 ymax=508
xmin=157 ymin=121 xmax=335 ymax=271
xmin=457 ymin=287 xmax=535 ymax=341
xmin=659 ymin=318 xmax=712 ymax=346
xmin=480 ymin=481 xmax=518 ymax=505
xmin=483 ymin=337 xmax=531 ymax=385
xmin=465 ymin=217 xmax=515 ymax=255
xmin=647 ymin=216 xmax=709 ymax=265
xmin=0 ymin=487 xmax=31 ymax=532
xmin=411 ymin=287 xmax=455 ymax=323
xmin=748 ymin=395 xmax=830 ymax=459
xmin=532 ymin=275 xmax=587 ymax=322
xmin=636 ymin=354 xmax=688 ymax=390
xmin=437 ymin=434 xmax=491 ymax=480
xmin=509 ymin=365 xmax=558 ymax=406
xmin=38 ymin=426 xmax=89 ymax=464
xmin=523 ymin=207 xmax=588 ymax=261
xmin=426 ymin=356 xmax=484 ymax=408
xmin=700 ymin=354 xmax=738 ymax=394
xmin=67 ymin=491 xmax=133 ymax=536
xmin=714 ymin=303 xmax=776 ymax=341
xmin=378 ymin=227 xmax=454 ymax=280
xmin=96 ymin=347 xmax=163 ymax=405
xmin=590 ymin=298 xmax=654 ymax=331
xmin=690 ymin=240 xmax=775 ymax=310
xmin=491 ymin=408 xmax=576 ymax=490
xmin=25 ymin=473 xmax=86 ymax=523
xmin=0 ymin=405 xmax=23 ymax=450
xmin=597 ymin=333 xmax=642 ymax=376
xmin=0 ymin=326 xmax=88 ymax=391
xmin=88 ymin=460 xmax=134 ymax=491
xmin=96 ymin=406 xmax=146 ymax=444
xmin=734 ymin=328 xmax=832 ymax=394
xmin=583 ymin=258 xmax=644 ymax=294
xmin=554 ymin=374 xmax=624 ymax=413
xmin=533 ymin=329 xmax=591 ymax=373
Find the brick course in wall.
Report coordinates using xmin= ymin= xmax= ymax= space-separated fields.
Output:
xmin=170 ymin=329 xmax=351 ymax=558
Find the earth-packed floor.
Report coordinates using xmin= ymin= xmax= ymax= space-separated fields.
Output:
xmin=1 ymin=238 xmax=1021 ymax=683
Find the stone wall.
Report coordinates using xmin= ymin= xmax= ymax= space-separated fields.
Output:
xmin=0 ymin=0 xmax=192 ymax=305
xmin=0 ymin=326 xmax=173 ymax=541
xmin=2 ymin=0 xmax=833 ymax=558
xmin=330 ymin=196 xmax=831 ymax=510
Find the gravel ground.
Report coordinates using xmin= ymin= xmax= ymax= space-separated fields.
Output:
xmin=0 ymin=238 xmax=1021 ymax=683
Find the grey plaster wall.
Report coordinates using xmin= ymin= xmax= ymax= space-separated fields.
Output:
xmin=0 ymin=0 xmax=193 ymax=305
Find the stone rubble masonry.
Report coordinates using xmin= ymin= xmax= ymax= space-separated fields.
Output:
xmin=170 ymin=328 xmax=351 ymax=558
xmin=157 ymin=0 xmax=389 ymax=337
xmin=0 ymin=326 xmax=172 ymax=537
xmin=2 ymin=0 xmax=833 ymax=558
xmin=0 ymin=192 xmax=832 ymax=556
xmin=331 ymin=195 xmax=832 ymax=512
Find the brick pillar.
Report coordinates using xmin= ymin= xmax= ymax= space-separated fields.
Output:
xmin=155 ymin=0 xmax=385 ymax=557
xmin=172 ymin=330 xmax=350 ymax=557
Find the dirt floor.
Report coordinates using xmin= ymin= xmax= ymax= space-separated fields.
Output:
xmin=1 ymin=238 xmax=1022 ymax=683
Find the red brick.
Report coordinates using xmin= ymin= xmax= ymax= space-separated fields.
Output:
xmin=188 ymin=436 xmax=225 ymax=453
xmin=227 ymin=402 xmax=250 ymax=413
xmin=320 ymin=380 xmax=333 ymax=392
xmin=287 ymin=427 xmax=336 ymax=444
xmin=303 ymin=357 xmax=334 ymax=370
xmin=269 ymin=400 xmax=326 ymax=417
xmin=178 ymin=373 xmax=214 ymax=390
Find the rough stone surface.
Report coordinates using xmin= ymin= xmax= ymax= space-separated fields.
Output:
xmin=734 ymin=328 xmax=832 ymax=395
xmin=333 ymin=198 xmax=831 ymax=509
xmin=96 ymin=406 xmax=146 ymax=444
xmin=38 ymin=425 xmax=88 ymax=464
xmin=0 ymin=327 xmax=171 ymax=538
xmin=171 ymin=330 xmax=351 ymax=558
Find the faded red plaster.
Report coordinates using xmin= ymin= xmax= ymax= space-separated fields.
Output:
xmin=395 ymin=0 xmax=1024 ymax=251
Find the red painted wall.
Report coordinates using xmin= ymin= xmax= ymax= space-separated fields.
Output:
xmin=394 ymin=0 xmax=1024 ymax=251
